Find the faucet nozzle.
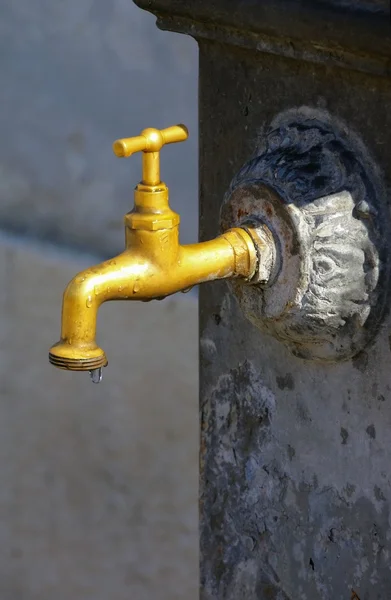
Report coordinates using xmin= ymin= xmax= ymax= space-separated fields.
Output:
xmin=48 ymin=341 xmax=108 ymax=372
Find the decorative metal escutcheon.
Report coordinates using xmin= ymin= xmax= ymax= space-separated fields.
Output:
xmin=221 ymin=109 xmax=391 ymax=362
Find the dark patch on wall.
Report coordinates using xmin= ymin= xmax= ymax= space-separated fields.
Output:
xmin=296 ymin=401 xmax=312 ymax=423
xmin=374 ymin=485 xmax=386 ymax=502
xmin=352 ymin=351 xmax=368 ymax=372
xmin=340 ymin=427 xmax=349 ymax=445
xmin=213 ymin=313 xmax=222 ymax=325
xmin=287 ymin=445 xmax=296 ymax=461
xmin=276 ymin=373 xmax=295 ymax=390
xmin=344 ymin=483 xmax=356 ymax=498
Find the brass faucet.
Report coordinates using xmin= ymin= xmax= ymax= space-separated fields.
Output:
xmin=49 ymin=125 xmax=270 ymax=382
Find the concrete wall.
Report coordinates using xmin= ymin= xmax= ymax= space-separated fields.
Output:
xmin=0 ymin=1 xmax=198 ymax=598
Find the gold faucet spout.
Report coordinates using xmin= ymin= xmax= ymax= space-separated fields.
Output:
xmin=48 ymin=254 xmax=152 ymax=371
xmin=48 ymin=226 xmax=258 ymax=372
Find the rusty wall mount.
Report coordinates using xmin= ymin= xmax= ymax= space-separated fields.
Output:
xmin=221 ymin=110 xmax=390 ymax=362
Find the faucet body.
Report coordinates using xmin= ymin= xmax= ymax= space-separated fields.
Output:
xmin=49 ymin=125 xmax=265 ymax=373
xmin=49 ymin=219 xmax=257 ymax=371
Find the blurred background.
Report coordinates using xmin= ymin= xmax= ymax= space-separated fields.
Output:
xmin=0 ymin=1 xmax=198 ymax=599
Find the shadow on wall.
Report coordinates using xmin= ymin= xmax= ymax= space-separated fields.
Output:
xmin=0 ymin=0 xmax=198 ymax=256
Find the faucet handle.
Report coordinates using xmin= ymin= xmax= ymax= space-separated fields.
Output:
xmin=112 ymin=124 xmax=188 ymax=187
xmin=112 ymin=125 xmax=188 ymax=158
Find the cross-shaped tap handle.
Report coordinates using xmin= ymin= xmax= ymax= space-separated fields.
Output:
xmin=112 ymin=125 xmax=188 ymax=186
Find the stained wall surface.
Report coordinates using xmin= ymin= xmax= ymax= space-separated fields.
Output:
xmin=198 ymin=40 xmax=391 ymax=599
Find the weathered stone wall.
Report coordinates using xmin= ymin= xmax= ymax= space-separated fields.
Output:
xmin=198 ymin=39 xmax=391 ymax=599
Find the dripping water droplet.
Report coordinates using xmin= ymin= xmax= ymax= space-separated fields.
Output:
xmin=86 ymin=295 xmax=93 ymax=308
xmin=89 ymin=368 xmax=103 ymax=384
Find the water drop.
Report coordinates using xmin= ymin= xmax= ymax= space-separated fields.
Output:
xmin=89 ymin=368 xmax=103 ymax=384
xmin=86 ymin=295 xmax=93 ymax=308
xmin=133 ymin=281 xmax=140 ymax=293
